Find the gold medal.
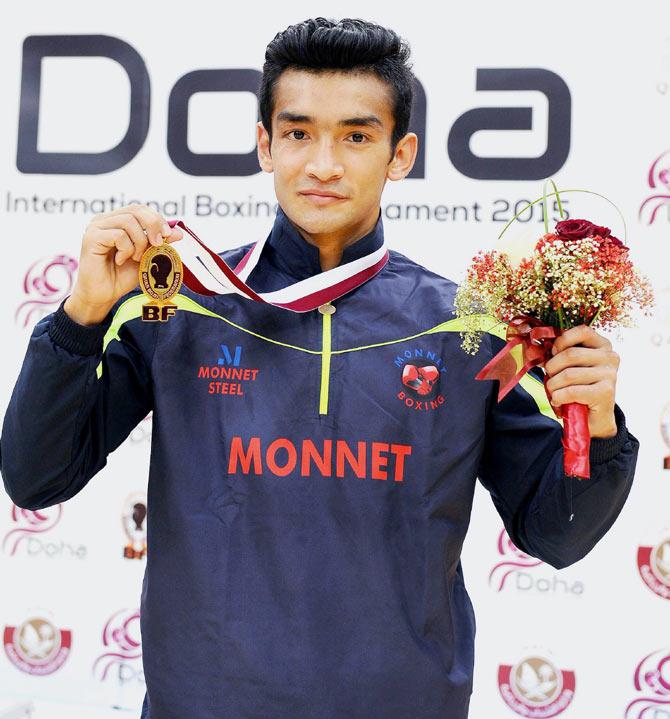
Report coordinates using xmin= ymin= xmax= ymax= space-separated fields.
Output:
xmin=138 ymin=242 xmax=183 ymax=321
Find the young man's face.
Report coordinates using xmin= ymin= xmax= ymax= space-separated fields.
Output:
xmin=257 ymin=68 xmax=417 ymax=246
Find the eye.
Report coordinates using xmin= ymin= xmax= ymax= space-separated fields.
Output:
xmin=287 ymin=129 xmax=307 ymax=140
xmin=349 ymin=132 xmax=368 ymax=143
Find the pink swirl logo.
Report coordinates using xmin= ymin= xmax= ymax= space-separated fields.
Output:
xmin=639 ymin=151 xmax=670 ymax=225
xmin=15 ymin=254 xmax=78 ymax=328
xmin=625 ymin=649 xmax=670 ymax=718
xmin=489 ymin=528 xmax=543 ymax=591
xmin=92 ymin=609 xmax=142 ymax=681
xmin=2 ymin=505 xmax=63 ymax=556
xmin=129 ymin=412 xmax=153 ymax=444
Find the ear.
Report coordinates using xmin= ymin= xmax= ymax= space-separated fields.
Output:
xmin=387 ymin=132 xmax=418 ymax=181
xmin=257 ymin=121 xmax=273 ymax=173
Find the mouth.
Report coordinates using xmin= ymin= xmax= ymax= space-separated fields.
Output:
xmin=298 ymin=191 xmax=347 ymax=206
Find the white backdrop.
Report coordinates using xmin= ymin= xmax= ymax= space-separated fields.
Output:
xmin=1 ymin=2 xmax=669 ymax=717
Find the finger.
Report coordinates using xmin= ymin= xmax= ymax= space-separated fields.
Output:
xmin=548 ymin=379 xmax=612 ymax=408
xmin=94 ymin=228 xmax=135 ymax=266
xmin=545 ymin=364 xmax=616 ymax=394
xmin=94 ymin=207 xmax=183 ymax=243
xmin=94 ymin=204 xmax=172 ymax=244
xmin=552 ymin=324 xmax=611 ymax=355
xmin=163 ymin=227 xmax=184 ymax=243
xmin=95 ymin=213 xmax=151 ymax=261
xmin=544 ymin=345 xmax=618 ymax=378
xmin=161 ymin=220 xmax=184 ymax=243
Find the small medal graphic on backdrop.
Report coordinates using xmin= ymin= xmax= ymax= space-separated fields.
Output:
xmin=139 ymin=242 xmax=183 ymax=321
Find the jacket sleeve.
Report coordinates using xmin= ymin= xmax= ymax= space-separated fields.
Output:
xmin=0 ymin=292 xmax=156 ymax=511
xmin=476 ymin=332 xmax=641 ymax=570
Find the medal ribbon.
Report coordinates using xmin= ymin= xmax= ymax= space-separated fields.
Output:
xmin=166 ymin=218 xmax=389 ymax=312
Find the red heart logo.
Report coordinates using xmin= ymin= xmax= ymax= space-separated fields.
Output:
xmin=402 ymin=364 xmax=440 ymax=396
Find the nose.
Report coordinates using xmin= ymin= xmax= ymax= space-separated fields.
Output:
xmin=304 ymin=138 xmax=344 ymax=182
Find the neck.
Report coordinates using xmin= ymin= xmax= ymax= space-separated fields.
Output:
xmin=315 ymin=240 xmax=352 ymax=272
xmin=290 ymin=210 xmax=380 ymax=271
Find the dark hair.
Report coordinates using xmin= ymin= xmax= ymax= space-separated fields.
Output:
xmin=259 ymin=17 xmax=415 ymax=160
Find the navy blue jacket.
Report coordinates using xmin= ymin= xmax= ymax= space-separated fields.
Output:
xmin=1 ymin=205 xmax=639 ymax=718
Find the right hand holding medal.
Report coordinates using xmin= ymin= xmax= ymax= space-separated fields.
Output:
xmin=64 ymin=204 xmax=183 ymax=326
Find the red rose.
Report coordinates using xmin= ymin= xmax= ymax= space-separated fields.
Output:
xmin=590 ymin=224 xmax=612 ymax=238
xmin=603 ymin=234 xmax=629 ymax=249
xmin=554 ymin=218 xmax=629 ymax=250
xmin=554 ymin=218 xmax=611 ymax=240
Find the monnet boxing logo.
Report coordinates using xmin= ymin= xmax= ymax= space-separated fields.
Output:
xmin=625 ymin=648 xmax=670 ymax=719
xmin=489 ymin=527 xmax=584 ymax=596
xmin=121 ymin=492 xmax=147 ymax=560
xmin=92 ymin=609 xmax=144 ymax=685
xmin=498 ymin=653 xmax=576 ymax=718
xmin=3 ymin=615 xmax=72 ymax=675
xmin=1 ymin=504 xmax=86 ymax=560
xmin=639 ymin=150 xmax=670 ymax=225
xmin=394 ymin=346 xmax=447 ymax=412
xmin=15 ymin=253 xmax=78 ymax=328
xmin=637 ymin=532 xmax=670 ymax=600
xmin=197 ymin=343 xmax=260 ymax=396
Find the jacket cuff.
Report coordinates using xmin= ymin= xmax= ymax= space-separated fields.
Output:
xmin=48 ymin=297 xmax=114 ymax=357
xmin=589 ymin=403 xmax=628 ymax=465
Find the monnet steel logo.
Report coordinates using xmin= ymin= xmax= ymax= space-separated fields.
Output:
xmin=498 ymin=653 xmax=575 ymax=718
xmin=488 ymin=527 xmax=584 ymax=596
xmin=15 ymin=253 xmax=78 ymax=328
xmin=3 ymin=616 xmax=71 ymax=675
xmin=625 ymin=648 xmax=670 ymax=718
xmin=639 ymin=150 xmax=670 ymax=225
xmin=637 ymin=533 xmax=670 ymax=600
xmin=92 ymin=609 xmax=143 ymax=685
xmin=197 ymin=343 xmax=261 ymax=397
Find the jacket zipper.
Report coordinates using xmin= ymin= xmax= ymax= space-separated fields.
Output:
xmin=318 ymin=302 xmax=335 ymax=415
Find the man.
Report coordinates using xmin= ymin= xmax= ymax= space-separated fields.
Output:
xmin=1 ymin=17 xmax=639 ymax=719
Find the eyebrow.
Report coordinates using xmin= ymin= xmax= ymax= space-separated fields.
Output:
xmin=275 ymin=111 xmax=384 ymax=129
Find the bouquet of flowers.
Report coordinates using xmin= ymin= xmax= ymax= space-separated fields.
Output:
xmin=454 ymin=187 xmax=654 ymax=480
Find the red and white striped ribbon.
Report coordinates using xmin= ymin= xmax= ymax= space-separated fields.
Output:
xmin=167 ymin=218 xmax=389 ymax=312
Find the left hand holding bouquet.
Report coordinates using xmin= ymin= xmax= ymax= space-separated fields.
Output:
xmin=543 ymin=322 xmax=619 ymax=439
xmin=455 ymin=193 xmax=655 ymax=480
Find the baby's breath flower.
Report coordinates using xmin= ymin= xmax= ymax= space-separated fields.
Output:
xmin=453 ymin=224 xmax=655 ymax=354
